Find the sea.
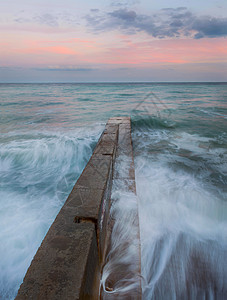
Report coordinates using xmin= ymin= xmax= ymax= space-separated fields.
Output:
xmin=0 ymin=83 xmax=226 ymax=299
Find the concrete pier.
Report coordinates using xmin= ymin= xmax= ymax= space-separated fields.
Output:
xmin=16 ymin=117 xmax=141 ymax=300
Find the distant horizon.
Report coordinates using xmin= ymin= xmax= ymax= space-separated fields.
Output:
xmin=1 ymin=81 xmax=227 ymax=84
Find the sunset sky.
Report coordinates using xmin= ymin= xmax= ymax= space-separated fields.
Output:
xmin=0 ymin=0 xmax=227 ymax=82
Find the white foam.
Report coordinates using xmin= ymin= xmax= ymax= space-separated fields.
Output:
xmin=135 ymin=155 xmax=227 ymax=299
xmin=100 ymin=127 xmax=227 ymax=298
xmin=0 ymin=125 xmax=103 ymax=299
xmin=101 ymin=156 xmax=141 ymax=297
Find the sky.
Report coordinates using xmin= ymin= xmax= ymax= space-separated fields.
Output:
xmin=0 ymin=0 xmax=227 ymax=82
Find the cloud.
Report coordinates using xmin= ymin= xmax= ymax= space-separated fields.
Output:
xmin=110 ymin=0 xmax=140 ymax=7
xmin=85 ymin=7 xmax=227 ymax=39
xmin=13 ymin=12 xmax=79 ymax=28
xmin=34 ymin=14 xmax=59 ymax=27
xmin=0 ymin=66 xmax=23 ymax=71
xmin=34 ymin=67 xmax=97 ymax=72
xmin=110 ymin=9 xmax=137 ymax=22
xmin=14 ymin=13 xmax=59 ymax=27
xmin=192 ymin=17 xmax=227 ymax=38
xmin=90 ymin=9 xmax=99 ymax=13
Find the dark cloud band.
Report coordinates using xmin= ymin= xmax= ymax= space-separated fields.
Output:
xmin=85 ymin=7 xmax=227 ymax=39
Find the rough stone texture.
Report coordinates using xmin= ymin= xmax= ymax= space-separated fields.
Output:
xmin=107 ymin=117 xmax=131 ymax=125
xmin=76 ymin=156 xmax=112 ymax=190
xmin=16 ymin=222 xmax=98 ymax=300
xmin=103 ymin=124 xmax=118 ymax=134
xmin=16 ymin=117 xmax=141 ymax=300
xmin=65 ymin=188 xmax=106 ymax=219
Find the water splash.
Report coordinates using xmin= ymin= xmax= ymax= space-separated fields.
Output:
xmin=0 ymin=126 xmax=103 ymax=299
xmin=133 ymin=126 xmax=227 ymax=299
xmin=101 ymin=155 xmax=141 ymax=299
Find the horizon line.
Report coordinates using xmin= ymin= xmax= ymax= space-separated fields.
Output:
xmin=1 ymin=81 xmax=227 ymax=84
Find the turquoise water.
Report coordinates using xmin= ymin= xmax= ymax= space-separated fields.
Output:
xmin=0 ymin=83 xmax=227 ymax=299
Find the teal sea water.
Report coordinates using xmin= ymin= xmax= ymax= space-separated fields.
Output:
xmin=0 ymin=83 xmax=227 ymax=299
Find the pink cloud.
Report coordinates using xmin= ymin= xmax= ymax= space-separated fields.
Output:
xmin=89 ymin=37 xmax=227 ymax=66
xmin=26 ymin=45 xmax=77 ymax=55
xmin=0 ymin=28 xmax=226 ymax=69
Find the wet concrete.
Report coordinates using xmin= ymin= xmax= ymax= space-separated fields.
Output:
xmin=100 ymin=118 xmax=141 ymax=299
xmin=16 ymin=117 xmax=141 ymax=300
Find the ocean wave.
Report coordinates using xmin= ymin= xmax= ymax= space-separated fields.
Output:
xmin=135 ymin=156 xmax=227 ymax=299
xmin=0 ymin=125 xmax=103 ymax=299
xmin=131 ymin=115 xmax=176 ymax=130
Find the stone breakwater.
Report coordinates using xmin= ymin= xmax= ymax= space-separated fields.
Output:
xmin=16 ymin=117 xmax=141 ymax=300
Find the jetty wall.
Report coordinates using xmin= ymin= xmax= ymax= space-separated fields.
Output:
xmin=16 ymin=117 xmax=140 ymax=300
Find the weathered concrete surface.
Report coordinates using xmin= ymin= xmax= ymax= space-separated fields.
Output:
xmin=16 ymin=222 xmax=98 ymax=300
xmin=16 ymin=117 xmax=141 ymax=300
